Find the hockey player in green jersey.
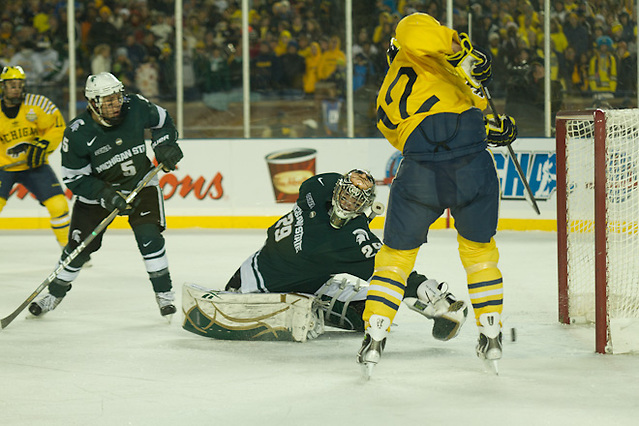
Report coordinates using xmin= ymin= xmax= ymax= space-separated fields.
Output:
xmin=29 ymin=72 xmax=184 ymax=318
xmin=225 ymin=169 xmax=467 ymax=336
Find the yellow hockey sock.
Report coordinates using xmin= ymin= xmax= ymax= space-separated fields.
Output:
xmin=457 ymin=234 xmax=503 ymax=326
xmin=43 ymin=195 xmax=70 ymax=247
xmin=363 ymin=246 xmax=419 ymax=325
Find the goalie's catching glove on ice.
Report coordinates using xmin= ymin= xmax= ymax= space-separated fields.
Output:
xmin=485 ymin=114 xmax=518 ymax=147
xmin=26 ymin=138 xmax=50 ymax=168
xmin=446 ymin=33 xmax=492 ymax=88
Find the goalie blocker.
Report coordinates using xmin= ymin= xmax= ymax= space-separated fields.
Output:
xmin=182 ymin=283 xmax=324 ymax=342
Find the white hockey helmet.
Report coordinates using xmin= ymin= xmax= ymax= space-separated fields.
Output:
xmin=84 ymin=72 xmax=125 ymax=126
xmin=330 ymin=169 xmax=376 ymax=229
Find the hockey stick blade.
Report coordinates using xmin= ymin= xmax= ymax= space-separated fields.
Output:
xmin=481 ymin=86 xmax=540 ymax=215
xmin=0 ymin=160 xmax=27 ymax=171
xmin=0 ymin=164 xmax=164 ymax=330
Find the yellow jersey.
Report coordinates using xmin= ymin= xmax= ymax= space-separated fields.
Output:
xmin=0 ymin=93 xmax=66 ymax=171
xmin=376 ymin=13 xmax=488 ymax=154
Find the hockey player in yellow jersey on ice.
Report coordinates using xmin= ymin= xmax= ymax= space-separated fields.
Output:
xmin=358 ymin=12 xmax=518 ymax=376
xmin=0 ymin=66 xmax=69 ymax=248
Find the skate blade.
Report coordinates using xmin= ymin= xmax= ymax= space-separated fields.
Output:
xmin=483 ymin=359 xmax=499 ymax=375
xmin=360 ymin=362 xmax=375 ymax=380
xmin=163 ymin=313 xmax=174 ymax=324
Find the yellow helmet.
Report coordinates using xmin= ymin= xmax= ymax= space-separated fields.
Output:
xmin=1 ymin=66 xmax=26 ymax=81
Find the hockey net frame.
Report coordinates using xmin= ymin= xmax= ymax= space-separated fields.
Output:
xmin=556 ymin=109 xmax=639 ymax=354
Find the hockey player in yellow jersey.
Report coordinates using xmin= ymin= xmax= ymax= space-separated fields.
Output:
xmin=0 ymin=66 xmax=69 ymax=248
xmin=358 ymin=12 xmax=518 ymax=375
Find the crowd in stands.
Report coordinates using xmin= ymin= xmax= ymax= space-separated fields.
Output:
xmin=0 ymin=0 xmax=637 ymax=136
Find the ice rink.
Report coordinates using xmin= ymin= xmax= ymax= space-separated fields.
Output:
xmin=1 ymin=228 xmax=638 ymax=426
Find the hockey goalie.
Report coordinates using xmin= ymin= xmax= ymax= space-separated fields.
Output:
xmin=182 ymin=169 xmax=468 ymax=342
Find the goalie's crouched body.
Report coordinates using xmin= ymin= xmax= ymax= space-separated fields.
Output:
xmin=182 ymin=170 xmax=468 ymax=342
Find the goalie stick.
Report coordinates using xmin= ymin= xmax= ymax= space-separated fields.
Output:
xmin=0 ymin=164 xmax=165 ymax=330
xmin=0 ymin=160 xmax=27 ymax=171
xmin=482 ymin=86 xmax=540 ymax=215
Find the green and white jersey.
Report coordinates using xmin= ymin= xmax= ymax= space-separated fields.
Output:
xmin=238 ymin=173 xmax=382 ymax=295
xmin=60 ymin=94 xmax=177 ymax=203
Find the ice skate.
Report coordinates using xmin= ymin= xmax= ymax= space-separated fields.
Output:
xmin=28 ymin=293 xmax=64 ymax=317
xmin=403 ymin=277 xmax=468 ymax=341
xmin=156 ymin=291 xmax=176 ymax=320
xmin=476 ymin=312 xmax=502 ymax=374
xmin=357 ymin=314 xmax=391 ymax=380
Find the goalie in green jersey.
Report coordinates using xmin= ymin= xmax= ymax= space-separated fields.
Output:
xmin=28 ymin=72 xmax=184 ymax=319
xmin=221 ymin=169 xmax=468 ymax=339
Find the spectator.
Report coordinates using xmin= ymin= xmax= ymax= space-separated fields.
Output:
xmin=140 ymin=31 xmax=162 ymax=64
xmin=303 ymin=41 xmax=322 ymax=97
xmin=618 ymin=11 xmax=635 ymax=45
xmin=318 ymin=35 xmax=345 ymax=81
xmin=251 ymin=40 xmax=281 ymax=94
xmin=588 ymin=35 xmax=617 ymax=97
xmin=353 ymin=52 xmax=374 ymax=92
xmin=149 ymin=12 xmax=173 ymax=49
xmin=86 ymin=6 xmax=120 ymax=54
xmin=112 ymin=47 xmax=136 ymax=92
xmin=123 ymin=33 xmax=147 ymax=68
xmin=9 ymin=41 xmax=45 ymax=87
xmin=91 ymin=43 xmax=112 ymax=75
xmin=280 ymin=41 xmax=305 ymax=97
xmin=564 ymin=12 xmax=590 ymax=58
xmin=615 ymin=40 xmax=636 ymax=98
xmin=274 ymin=30 xmax=292 ymax=56
xmin=206 ymin=45 xmax=232 ymax=93
xmin=549 ymin=17 xmax=569 ymax=54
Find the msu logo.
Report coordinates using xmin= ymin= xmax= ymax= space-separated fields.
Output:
xmin=69 ymin=119 xmax=85 ymax=132
xmin=352 ymin=228 xmax=370 ymax=244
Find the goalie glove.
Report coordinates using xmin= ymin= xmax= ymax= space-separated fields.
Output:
xmin=26 ymin=138 xmax=50 ymax=168
xmin=485 ymin=114 xmax=518 ymax=147
xmin=446 ymin=33 xmax=492 ymax=89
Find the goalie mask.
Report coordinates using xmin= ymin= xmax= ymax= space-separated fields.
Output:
xmin=85 ymin=72 xmax=127 ymax=127
xmin=1 ymin=66 xmax=27 ymax=106
xmin=329 ymin=169 xmax=376 ymax=229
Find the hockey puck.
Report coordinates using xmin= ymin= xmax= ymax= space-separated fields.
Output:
xmin=510 ymin=327 xmax=517 ymax=342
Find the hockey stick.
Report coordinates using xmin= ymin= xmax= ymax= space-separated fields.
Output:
xmin=0 ymin=160 xmax=27 ymax=171
xmin=0 ymin=164 xmax=164 ymax=330
xmin=481 ymin=86 xmax=540 ymax=215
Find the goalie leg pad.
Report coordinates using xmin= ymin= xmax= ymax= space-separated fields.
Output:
xmin=182 ymin=283 xmax=324 ymax=342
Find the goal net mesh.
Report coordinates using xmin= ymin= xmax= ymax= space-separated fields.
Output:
xmin=565 ymin=109 xmax=639 ymax=323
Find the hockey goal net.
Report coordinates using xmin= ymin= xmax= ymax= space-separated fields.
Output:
xmin=556 ymin=109 xmax=639 ymax=354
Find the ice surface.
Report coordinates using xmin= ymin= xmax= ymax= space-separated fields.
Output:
xmin=1 ymin=229 xmax=638 ymax=425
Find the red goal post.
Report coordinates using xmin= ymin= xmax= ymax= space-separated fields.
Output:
xmin=556 ymin=109 xmax=639 ymax=354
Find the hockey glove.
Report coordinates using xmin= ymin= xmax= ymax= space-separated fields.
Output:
xmin=154 ymin=143 xmax=183 ymax=172
xmin=485 ymin=114 xmax=518 ymax=147
xmin=446 ymin=33 xmax=492 ymax=88
xmin=100 ymin=188 xmax=133 ymax=213
xmin=26 ymin=138 xmax=50 ymax=168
